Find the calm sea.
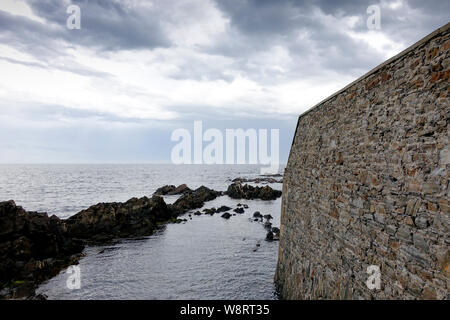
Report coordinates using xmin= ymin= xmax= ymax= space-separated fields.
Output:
xmin=0 ymin=164 xmax=283 ymax=299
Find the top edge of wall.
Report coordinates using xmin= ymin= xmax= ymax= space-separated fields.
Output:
xmin=285 ymin=22 xmax=450 ymax=169
xmin=296 ymin=22 xmax=450 ymax=121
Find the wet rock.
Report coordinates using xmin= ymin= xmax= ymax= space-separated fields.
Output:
xmin=271 ymin=227 xmax=280 ymax=240
xmin=66 ymin=195 xmax=173 ymax=242
xmin=233 ymin=207 xmax=245 ymax=214
xmin=221 ymin=212 xmax=232 ymax=219
xmin=264 ymin=214 xmax=273 ymax=220
xmin=154 ymin=184 xmax=192 ymax=195
xmin=253 ymin=211 xmax=262 ymax=218
xmin=169 ymin=184 xmax=192 ymax=195
xmin=216 ymin=205 xmax=232 ymax=213
xmin=203 ymin=208 xmax=216 ymax=215
xmin=243 ymin=204 xmax=249 ymax=209
xmin=266 ymin=228 xmax=280 ymax=241
xmin=271 ymin=227 xmax=280 ymax=236
xmin=232 ymin=177 xmax=283 ymax=184
xmin=264 ymin=221 xmax=272 ymax=229
xmin=171 ymin=186 xmax=222 ymax=215
xmin=154 ymin=185 xmax=176 ymax=195
xmin=193 ymin=211 xmax=202 ymax=216
xmin=226 ymin=182 xmax=282 ymax=200
xmin=0 ymin=200 xmax=85 ymax=299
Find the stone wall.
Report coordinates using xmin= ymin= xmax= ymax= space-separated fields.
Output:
xmin=275 ymin=23 xmax=449 ymax=300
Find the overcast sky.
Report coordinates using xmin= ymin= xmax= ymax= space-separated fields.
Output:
xmin=0 ymin=0 xmax=448 ymax=163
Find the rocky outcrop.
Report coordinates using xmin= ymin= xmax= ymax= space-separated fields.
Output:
xmin=66 ymin=195 xmax=174 ymax=243
xmin=253 ymin=211 xmax=262 ymax=218
xmin=154 ymin=184 xmax=191 ymax=195
xmin=226 ymin=182 xmax=282 ymax=200
xmin=171 ymin=186 xmax=222 ymax=215
xmin=221 ymin=212 xmax=231 ymax=219
xmin=0 ymin=180 xmax=278 ymax=299
xmin=0 ymin=201 xmax=84 ymax=299
xmin=233 ymin=207 xmax=245 ymax=214
xmin=232 ymin=177 xmax=283 ymax=184
xmin=216 ymin=205 xmax=232 ymax=213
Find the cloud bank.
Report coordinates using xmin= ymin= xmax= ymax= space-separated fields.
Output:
xmin=0 ymin=0 xmax=447 ymax=162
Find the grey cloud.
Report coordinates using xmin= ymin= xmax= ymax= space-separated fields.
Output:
xmin=207 ymin=0 xmax=449 ymax=83
xmin=0 ymin=55 xmax=112 ymax=78
xmin=25 ymin=0 xmax=170 ymax=51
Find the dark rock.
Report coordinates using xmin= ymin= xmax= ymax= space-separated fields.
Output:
xmin=271 ymin=227 xmax=280 ymax=236
xmin=243 ymin=204 xmax=249 ymax=209
xmin=216 ymin=205 xmax=232 ymax=213
xmin=263 ymin=214 xmax=273 ymax=220
xmin=233 ymin=207 xmax=245 ymax=214
xmin=271 ymin=227 xmax=280 ymax=240
xmin=226 ymin=182 xmax=282 ymax=200
xmin=66 ymin=195 xmax=173 ymax=242
xmin=231 ymin=176 xmax=283 ymax=184
xmin=154 ymin=185 xmax=176 ymax=195
xmin=266 ymin=231 xmax=274 ymax=241
xmin=193 ymin=211 xmax=202 ymax=216
xmin=0 ymin=200 xmax=84 ymax=299
xmin=168 ymin=184 xmax=191 ymax=195
xmin=154 ymin=184 xmax=192 ymax=196
xmin=171 ymin=186 xmax=222 ymax=215
xmin=203 ymin=208 xmax=216 ymax=215
xmin=253 ymin=211 xmax=262 ymax=218
xmin=264 ymin=221 xmax=272 ymax=229
xmin=221 ymin=212 xmax=232 ymax=219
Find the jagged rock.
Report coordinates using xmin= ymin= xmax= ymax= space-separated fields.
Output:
xmin=169 ymin=184 xmax=191 ymax=195
xmin=66 ymin=195 xmax=173 ymax=242
xmin=266 ymin=231 xmax=274 ymax=241
xmin=231 ymin=177 xmax=283 ymax=184
xmin=221 ymin=212 xmax=232 ymax=219
xmin=226 ymin=182 xmax=282 ymax=200
xmin=171 ymin=186 xmax=222 ymax=215
xmin=216 ymin=205 xmax=232 ymax=213
xmin=264 ymin=221 xmax=272 ymax=229
xmin=0 ymin=200 xmax=84 ymax=299
xmin=271 ymin=227 xmax=280 ymax=236
xmin=233 ymin=207 xmax=245 ymax=214
xmin=154 ymin=184 xmax=192 ymax=195
xmin=154 ymin=185 xmax=176 ymax=195
xmin=203 ymin=208 xmax=216 ymax=215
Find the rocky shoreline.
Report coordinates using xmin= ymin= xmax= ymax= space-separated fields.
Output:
xmin=0 ymin=181 xmax=281 ymax=299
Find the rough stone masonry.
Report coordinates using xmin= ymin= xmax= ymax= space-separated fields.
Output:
xmin=275 ymin=23 xmax=449 ymax=300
